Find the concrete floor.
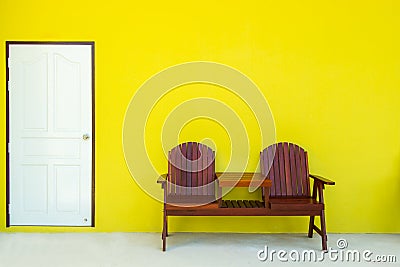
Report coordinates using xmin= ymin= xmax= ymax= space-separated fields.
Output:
xmin=0 ymin=233 xmax=398 ymax=267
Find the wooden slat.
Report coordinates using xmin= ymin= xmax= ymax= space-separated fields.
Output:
xmin=249 ymin=200 xmax=257 ymax=208
xmin=180 ymin=143 xmax=187 ymax=195
xmin=171 ymin=146 xmax=177 ymax=194
xmin=167 ymin=151 xmax=170 ymax=194
xmin=289 ymin=143 xmax=298 ymax=196
xmin=255 ymin=201 xmax=264 ymax=208
xmin=168 ymin=151 xmax=172 ymax=194
xmin=187 ymin=142 xmax=192 ymax=195
xmin=192 ymin=142 xmax=198 ymax=195
xmin=260 ymin=151 xmax=266 ymax=201
xmin=232 ymin=201 xmax=240 ymax=208
xmin=260 ymin=151 xmax=265 ymax=199
xmin=168 ymin=150 xmax=172 ymax=194
xmin=272 ymin=144 xmax=281 ymax=196
xmin=243 ymin=200 xmax=252 ymax=208
xmin=304 ymin=151 xmax=311 ymax=196
xmin=197 ymin=143 xmax=202 ymax=193
xmin=267 ymin=146 xmax=276 ymax=196
xmin=294 ymin=144 xmax=303 ymax=196
xmin=283 ymin=142 xmax=292 ymax=196
xmin=173 ymin=146 xmax=180 ymax=195
xmin=299 ymin=147 xmax=308 ymax=196
xmin=301 ymin=150 xmax=309 ymax=196
xmin=208 ymin=151 xmax=215 ymax=195
xmin=277 ymin=143 xmax=287 ymax=196
xmin=220 ymin=201 xmax=228 ymax=208
xmin=202 ymin=144 xmax=208 ymax=195
xmin=237 ymin=200 xmax=246 ymax=208
xmin=261 ymin=148 xmax=274 ymax=197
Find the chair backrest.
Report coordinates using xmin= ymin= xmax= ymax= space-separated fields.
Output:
xmin=260 ymin=142 xmax=310 ymax=197
xmin=167 ymin=142 xmax=216 ymax=204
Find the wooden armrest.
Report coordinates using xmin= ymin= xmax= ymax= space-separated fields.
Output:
xmin=309 ymin=174 xmax=335 ymax=185
xmin=157 ymin=174 xmax=168 ymax=185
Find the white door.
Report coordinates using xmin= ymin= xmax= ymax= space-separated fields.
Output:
xmin=8 ymin=43 xmax=94 ymax=226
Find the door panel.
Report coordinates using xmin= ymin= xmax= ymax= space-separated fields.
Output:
xmin=8 ymin=43 xmax=94 ymax=226
xmin=22 ymin=165 xmax=48 ymax=212
xmin=22 ymin=54 xmax=48 ymax=130
xmin=55 ymin=165 xmax=80 ymax=212
xmin=23 ymin=139 xmax=81 ymax=158
xmin=54 ymin=54 xmax=81 ymax=131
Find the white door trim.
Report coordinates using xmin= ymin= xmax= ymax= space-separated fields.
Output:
xmin=6 ymin=41 xmax=95 ymax=227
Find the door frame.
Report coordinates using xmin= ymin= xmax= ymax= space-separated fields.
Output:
xmin=5 ymin=41 xmax=95 ymax=227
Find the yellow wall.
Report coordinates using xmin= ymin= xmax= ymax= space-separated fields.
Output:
xmin=1 ymin=0 xmax=399 ymax=233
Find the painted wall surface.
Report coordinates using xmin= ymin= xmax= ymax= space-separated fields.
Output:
xmin=0 ymin=0 xmax=399 ymax=233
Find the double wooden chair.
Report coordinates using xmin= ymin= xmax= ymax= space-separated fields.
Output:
xmin=157 ymin=142 xmax=335 ymax=251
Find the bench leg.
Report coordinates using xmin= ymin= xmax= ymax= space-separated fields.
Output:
xmin=162 ymin=235 xmax=166 ymax=252
xmin=162 ymin=212 xmax=167 ymax=251
xmin=308 ymin=216 xmax=315 ymax=238
xmin=320 ymin=210 xmax=328 ymax=251
xmin=166 ymin=215 xmax=168 ymax=237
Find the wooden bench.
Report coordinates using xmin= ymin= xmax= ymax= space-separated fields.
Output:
xmin=157 ymin=142 xmax=335 ymax=251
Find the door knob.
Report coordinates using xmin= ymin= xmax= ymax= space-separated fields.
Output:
xmin=83 ymin=134 xmax=90 ymax=140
